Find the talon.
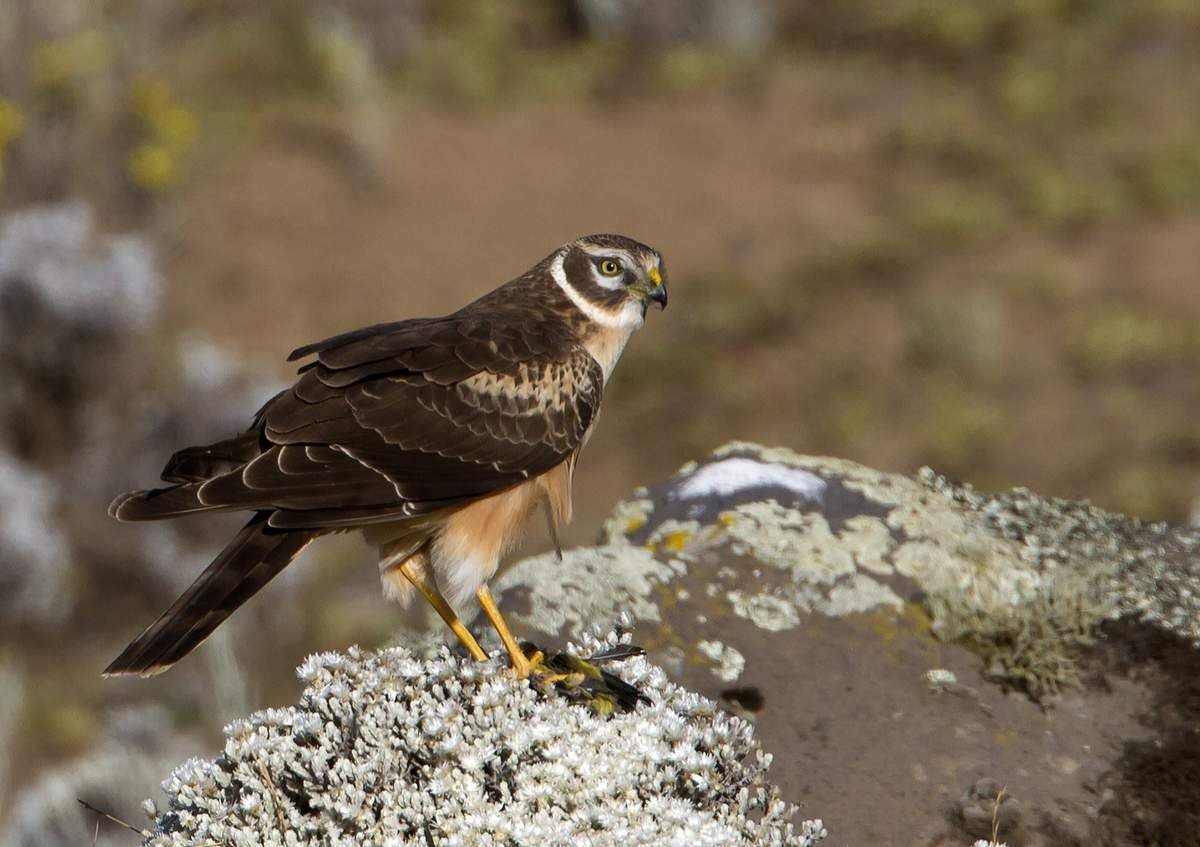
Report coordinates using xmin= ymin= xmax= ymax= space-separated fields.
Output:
xmin=508 ymin=653 xmax=535 ymax=680
xmin=516 ymin=647 xmax=570 ymax=684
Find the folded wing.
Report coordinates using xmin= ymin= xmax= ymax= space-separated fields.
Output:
xmin=110 ymin=315 xmax=603 ymax=529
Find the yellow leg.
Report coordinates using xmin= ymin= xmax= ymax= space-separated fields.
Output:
xmin=399 ymin=560 xmax=488 ymax=662
xmin=475 ymin=585 xmax=536 ymax=679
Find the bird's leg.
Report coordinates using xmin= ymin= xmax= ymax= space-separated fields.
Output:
xmin=475 ymin=584 xmax=540 ymax=679
xmin=398 ymin=560 xmax=488 ymax=662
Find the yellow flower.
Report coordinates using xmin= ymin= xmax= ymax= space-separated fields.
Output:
xmin=149 ymin=105 xmax=198 ymax=151
xmin=0 ymin=98 xmax=26 ymax=148
xmin=130 ymin=79 xmax=197 ymax=152
xmin=32 ymin=30 xmax=111 ymax=90
xmin=128 ymin=143 xmax=175 ymax=190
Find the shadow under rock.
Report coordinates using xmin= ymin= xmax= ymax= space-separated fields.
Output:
xmin=1087 ymin=619 xmax=1200 ymax=847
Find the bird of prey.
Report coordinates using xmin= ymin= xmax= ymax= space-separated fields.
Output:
xmin=105 ymin=234 xmax=667 ymax=682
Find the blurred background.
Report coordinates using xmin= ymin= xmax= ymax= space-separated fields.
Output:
xmin=2 ymin=0 xmax=1200 ymax=842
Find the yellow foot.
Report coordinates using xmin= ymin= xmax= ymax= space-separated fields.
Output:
xmin=507 ymin=648 xmax=537 ymax=681
xmin=516 ymin=641 xmax=649 ymax=716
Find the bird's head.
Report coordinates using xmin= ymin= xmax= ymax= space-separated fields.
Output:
xmin=550 ymin=234 xmax=668 ymax=329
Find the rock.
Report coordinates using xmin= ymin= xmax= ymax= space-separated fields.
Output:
xmin=492 ymin=440 xmax=1172 ymax=699
xmin=954 ymin=778 xmax=1020 ymax=841
xmin=489 ymin=442 xmax=1200 ymax=845
xmin=140 ymin=631 xmax=826 ymax=846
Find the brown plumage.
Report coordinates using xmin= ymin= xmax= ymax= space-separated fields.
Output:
xmin=106 ymin=234 xmax=667 ymax=678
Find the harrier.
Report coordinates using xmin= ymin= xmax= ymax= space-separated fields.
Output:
xmin=106 ymin=234 xmax=667 ymax=682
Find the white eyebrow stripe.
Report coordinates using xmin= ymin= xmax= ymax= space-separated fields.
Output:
xmin=550 ymin=250 xmax=643 ymax=329
xmin=588 ymin=251 xmax=632 ymax=291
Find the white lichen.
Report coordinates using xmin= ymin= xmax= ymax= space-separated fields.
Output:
xmin=143 ymin=635 xmax=827 ymax=846
xmin=817 ymin=573 xmax=902 ymax=617
xmin=924 ymin=669 xmax=959 ymax=694
xmin=697 ymin=640 xmax=746 ymax=683
xmin=728 ymin=591 xmax=802 ymax=631
xmin=836 ymin=516 xmax=895 ymax=576
xmin=723 ymin=504 xmax=855 ymax=583
xmin=599 ymin=492 xmax=654 ymax=544
xmin=492 ymin=545 xmax=686 ymax=638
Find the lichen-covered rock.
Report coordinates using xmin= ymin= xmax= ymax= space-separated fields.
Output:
xmin=496 ymin=441 xmax=1199 ymax=697
xmin=144 ymin=631 xmax=826 ymax=846
xmin=488 ymin=442 xmax=1199 ymax=845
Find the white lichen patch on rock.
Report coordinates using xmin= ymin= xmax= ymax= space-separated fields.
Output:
xmin=599 ymin=491 xmax=654 ymax=544
xmin=697 ymin=640 xmax=746 ymax=682
xmin=890 ymin=538 xmax=1043 ymax=629
xmin=837 ymin=516 xmax=896 ymax=576
xmin=144 ymin=635 xmax=827 ymax=847
xmin=492 ymin=545 xmax=686 ymax=639
xmin=924 ymin=669 xmax=958 ymax=690
xmin=728 ymin=591 xmax=802 ymax=631
xmin=818 ymin=574 xmax=903 ymax=617
xmin=723 ymin=503 xmax=855 ymax=581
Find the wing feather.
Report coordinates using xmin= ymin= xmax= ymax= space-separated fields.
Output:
xmin=141 ymin=312 xmax=603 ymax=524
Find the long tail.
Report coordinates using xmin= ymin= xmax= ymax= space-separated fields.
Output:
xmin=104 ymin=514 xmax=316 ymax=676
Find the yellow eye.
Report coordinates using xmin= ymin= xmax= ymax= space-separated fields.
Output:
xmin=598 ymin=258 xmax=622 ymax=277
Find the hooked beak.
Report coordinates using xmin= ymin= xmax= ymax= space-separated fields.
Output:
xmin=646 ymin=267 xmax=668 ymax=310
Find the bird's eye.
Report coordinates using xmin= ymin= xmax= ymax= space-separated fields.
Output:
xmin=597 ymin=259 xmax=623 ymax=277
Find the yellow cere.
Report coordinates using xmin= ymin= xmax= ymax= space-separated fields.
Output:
xmin=648 ymin=267 xmax=663 ymax=287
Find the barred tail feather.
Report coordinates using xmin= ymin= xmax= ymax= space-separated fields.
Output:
xmin=103 ymin=514 xmax=316 ymax=676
